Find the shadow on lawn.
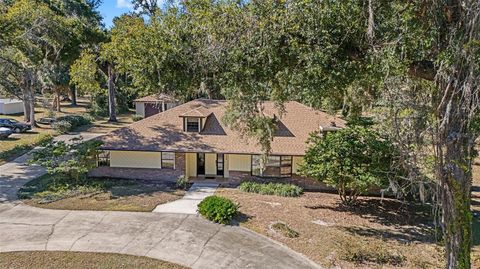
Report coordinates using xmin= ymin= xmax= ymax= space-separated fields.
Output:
xmin=231 ymin=212 xmax=254 ymax=226
xmin=306 ymin=198 xmax=437 ymax=243
xmin=340 ymin=224 xmax=437 ymax=244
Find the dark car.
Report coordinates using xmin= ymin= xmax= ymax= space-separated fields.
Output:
xmin=0 ymin=118 xmax=31 ymax=133
xmin=0 ymin=127 xmax=13 ymax=139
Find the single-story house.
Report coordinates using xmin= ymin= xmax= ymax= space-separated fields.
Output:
xmin=134 ymin=94 xmax=180 ymax=118
xmin=92 ymin=99 xmax=345 ymax=189
xmin=0 ymin=99 xmax=24 ymax=115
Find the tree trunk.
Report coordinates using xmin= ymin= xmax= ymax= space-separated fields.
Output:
xmin=21 ymin=70 xmax=36 ymax=126
xmin=436 ymin=113 xmax=473 ymax=269
xmin=107 ymin=64 xmax=117 ymax=122
xmin=432 ymin=1 xmax=479 ymax=268
xmin=29 ymin=89 xmax=36 ymax=128
xmin=52 ymin=87 xmax=61 ymax=112
xmin=22 ymin=88 xmax=30 ymax=123
xmin=70 ymin=86 xmax=77 ymax=106
xmin=56 ymin=88 xmax=61 ymax=112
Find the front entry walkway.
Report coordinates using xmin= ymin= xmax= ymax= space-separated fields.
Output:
xmin=153 ymin=182 xmax=218 ymax=214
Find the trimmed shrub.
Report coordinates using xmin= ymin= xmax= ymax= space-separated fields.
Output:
xmin=239 ymin=181 xmax=303 ymax=197
xmin=176 ymin=176 xmax=189 ymax=190
xmin=132 ymin=114 xmax=144 ymax=122
xmin=54 ymin=114 xmax=92 ymax=133
xmin=197 ymin=195 xmax=239 ymax=224
xmin=53 ymin=120 xmax=72 ymax=133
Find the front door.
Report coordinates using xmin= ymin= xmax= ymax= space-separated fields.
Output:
xmin=216 ymin=154 xmax=224 ymax=176
xmin=197 ymin=153 xmax=205 ymax=175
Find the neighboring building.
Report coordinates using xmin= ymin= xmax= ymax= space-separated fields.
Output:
xmin=133 ymin=94 xmax=180 ymax=118
xmin=0 ymin=99 xmax=24 ymax=115
xmin=92 ymin=99 xmax=346 ymax=189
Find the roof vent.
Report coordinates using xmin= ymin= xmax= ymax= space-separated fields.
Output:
xmin=330 ymin=121 xmax=337 ymax=127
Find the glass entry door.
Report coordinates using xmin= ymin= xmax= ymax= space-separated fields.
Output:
xmin=197 ymin=153 xmax=205 ymax=175
xmin=216 ymin=154 xmax=224 ymax=176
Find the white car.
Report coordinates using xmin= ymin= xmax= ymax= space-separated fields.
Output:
xmin=0 ymin=127 xmax=13 ymax=139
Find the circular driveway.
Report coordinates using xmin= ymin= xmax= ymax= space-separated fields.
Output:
xmin=0 ymin=204 xmax=320 ymax=269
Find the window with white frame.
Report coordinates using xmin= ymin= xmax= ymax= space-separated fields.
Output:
xmin=161 ymin=152 xmax=175 ymax=169
xmin=186 ymin=117 xmax=200 ymax=132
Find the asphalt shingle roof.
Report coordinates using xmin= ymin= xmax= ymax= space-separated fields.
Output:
xmin=100 ymin=99 xmax=346 ymax=156
xmin=133 ymin=94 xmax=177 ymax=103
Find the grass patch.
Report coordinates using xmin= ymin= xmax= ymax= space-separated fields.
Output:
xmin=239 ymin=181 xmax=303 ymax=197
xmin=20 ymin=175 xmax=185 ymax=212
xmin=0 ymin=251 xmax=188 ymax=269
xmin=0 ymin=133 xmax=53 ymax=165
xmin=270 ymin=222 xmax=299 ymax=238
xmin=341 ymin=240 xmax=406 ymax=266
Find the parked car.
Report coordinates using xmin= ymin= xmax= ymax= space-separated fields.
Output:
xmin=0 ymin=127 xmax=13 ymax=139
xmin=38 ymin=117 xmax=56 ymax=125
xmin=0 ymin=118 xmax=31 ymax=133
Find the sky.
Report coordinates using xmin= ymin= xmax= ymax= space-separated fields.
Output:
xmin=98 ymin=0 xmax=133 ymax=28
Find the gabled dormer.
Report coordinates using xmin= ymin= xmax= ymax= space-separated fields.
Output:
xmin=180 ymin=106 xmax=212 ymax=132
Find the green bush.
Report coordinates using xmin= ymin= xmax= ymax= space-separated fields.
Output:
xmin=132 ymin=114 xmax=143 ymax=122
xmin=176 ymin=176 xmax=189 ymax=190
xmin=197 ymin=195 xmax=239 ymax=224
xmin=302 ymin=126 xmax=396 ymax=204
xmin=52 ymin=120 xmax=72 ymax=133
xmin=54 ymin=114 xmax=92 ymax=133
xmin=238 ymin=181 xmax=303 ymax=197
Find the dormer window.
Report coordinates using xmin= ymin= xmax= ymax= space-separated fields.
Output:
xmin=186 ymin=117 xmax=200 ymax=132
xmin=180 ymin=105 xmax=212 ymax=133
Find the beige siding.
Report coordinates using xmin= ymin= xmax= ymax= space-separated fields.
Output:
xmin=205 ymin=153 xmax=217 ymax=175
xmin=185 ymin=152 xmax=197 ymax=177
xmin=228 ymin=154 xmax=251 ymax=172
xmin=135 ymin=102 xmax=145 ymax=118
xmin=110 ymin=151 xmax=160 ymax=169
xmin=292 ymin=156 xmax=304 ymax=174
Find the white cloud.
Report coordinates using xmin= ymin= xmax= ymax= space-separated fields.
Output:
xmin=116 ymin=0 xmax=133 ymax=9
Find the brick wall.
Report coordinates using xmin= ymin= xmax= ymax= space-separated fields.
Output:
xmin=89 ymin=152 xmax=186 ymax=182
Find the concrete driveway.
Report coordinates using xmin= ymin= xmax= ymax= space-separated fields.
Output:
xmin=0 ymin=204 xmax=320 ymax=269
xmin=0 ymin=133 xmax=321 ymax=269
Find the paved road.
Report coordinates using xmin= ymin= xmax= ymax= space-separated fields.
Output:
xmin=0 ymin=132 xmax=321 ymax=269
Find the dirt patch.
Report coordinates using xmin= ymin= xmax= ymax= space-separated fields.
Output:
xmin=218 ymin=188 xmax=444 ymax=268
xmin=0 ymin=251 xmax=188 ymax=269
